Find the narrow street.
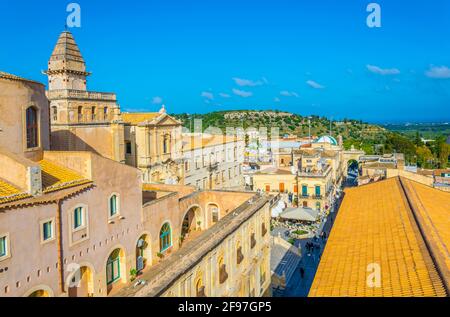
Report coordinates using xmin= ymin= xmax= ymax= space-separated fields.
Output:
xmin=282 ymin=210 xmax=337 ymax=296
xmin=273 ymin=179 xmax=349 ymax=297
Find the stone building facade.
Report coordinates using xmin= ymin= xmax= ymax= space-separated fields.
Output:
xmin=182 ymin=134 xmax=245 ymax=190
xmin=122 ymin=109 xmax=184 ymax=184
xmin=0 ymin=70 xmax=270 ymax=297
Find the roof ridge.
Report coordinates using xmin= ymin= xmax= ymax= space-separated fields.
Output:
xmin=398 ymin=177 xmax=449 ymax=296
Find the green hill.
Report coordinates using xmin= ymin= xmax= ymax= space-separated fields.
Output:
xmin=172 ymin=110 xmax=387 ymax=154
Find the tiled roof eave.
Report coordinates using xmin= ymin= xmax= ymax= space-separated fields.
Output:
xmin=0 ymin=183 xmax=94 ymax=211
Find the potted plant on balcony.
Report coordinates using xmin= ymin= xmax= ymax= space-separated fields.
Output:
xmin=156 ymin=252 xmax=164 ymax=259
xmin=197 ymin=220 xmax=202 ymax=230
xmin=130 ymin=268 xmax=138 ymax=282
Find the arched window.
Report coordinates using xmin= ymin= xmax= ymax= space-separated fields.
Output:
xmin=212 ymin=207 xmax=219 ymax=223
xmin=26 ymin=107 xmax=38 ymax=148
xmin=109 ymin=194 xmax=119 ymax=217
xmin=106 ymin=249 xmax=121 ymax=285
xmin=218 ymin=257 xmax=228 ymax=284
xmin=52 ymin=106 xmax=58 ymax=122
xmin=196 ymin=279 xmax=206 ymax=297
xmin=159 ymin=223 xmax=172 ymax=252
xmin=91 ymin=106 xmax=96 ymax=121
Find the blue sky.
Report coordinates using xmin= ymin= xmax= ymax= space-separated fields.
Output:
xmin=1 ymin=0 xmax=449 ymax=122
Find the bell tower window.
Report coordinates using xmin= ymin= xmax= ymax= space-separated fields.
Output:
xmin=26 ymin=106 xmax=38 ymax=148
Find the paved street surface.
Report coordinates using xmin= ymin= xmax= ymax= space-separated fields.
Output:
xmin=283 ymin=212 xmax=336 ymax=296
xmin=276 ymin=197 xmax=342 ymax=297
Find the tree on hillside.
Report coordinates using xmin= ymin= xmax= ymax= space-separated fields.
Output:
xmin=384 ymin=133 xmax=416 ymax=163
xmin=438 ymin=142 xmax=450 ymax=168
xmin=416 ymin=145 xmax=434 ymax=168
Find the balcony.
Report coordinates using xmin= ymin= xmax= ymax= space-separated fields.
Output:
xmin=297 ymin=165 xmax=331 ymax=178
xmin=47 ymin=89 xmax=117 ymax=101
xmin=207 ymin=162 xmax=219 ymax=172
xmin=312 ymin=195 xmax=323 ymax=200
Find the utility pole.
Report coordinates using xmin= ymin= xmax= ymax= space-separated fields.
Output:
xmin=308 ymin=117 xmax=312 ymax=144
xmin=329 ymin=117 xmax=332 ymax=136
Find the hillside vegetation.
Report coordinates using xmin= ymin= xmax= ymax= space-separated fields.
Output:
xmin=173 ymin=110 xmax=386 ymax=154
xmin=172 ymin=110 xmax=450 ymax=168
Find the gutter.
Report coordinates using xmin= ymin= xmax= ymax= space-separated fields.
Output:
xmin=56 ymin=199 xmax=65 ymax=293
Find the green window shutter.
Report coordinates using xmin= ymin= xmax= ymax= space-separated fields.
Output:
xmin=110 ymin=196 xmax=117 ymax=216
xmin=302 ymin=185 xmax=308 ymax=196
xmin=43 ymin=222 xmax=52 ymax=240
xmin=0 ymin=237 xmax=6 ymax=257
xmin=74 ymin=207 xmax=83 ymax=228
xmin=315 ymin=186 xmax=321 ymax=196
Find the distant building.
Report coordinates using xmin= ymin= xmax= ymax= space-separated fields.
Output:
xmin=182 ymin=134 xmax=245 ymax=190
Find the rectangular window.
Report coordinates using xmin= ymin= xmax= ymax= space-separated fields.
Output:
xmin=43 ymin=221 xmax=53 ymax=241
xmin=302 ymin=185 xmax=308 ymax=197
xmin=315 ymin=185 xmax=321 ymax=196
xmin=74 ymin=207 xmax=83 ymax=229
xmin=0 ymin=236 xmax=7 ymax=258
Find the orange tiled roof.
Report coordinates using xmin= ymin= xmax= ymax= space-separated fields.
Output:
xmin=39 ymin=159 xmax=91 ymax=193
xmin=122 ymin=112 xmax=160 ymax=125
xmin=0 ymin=179 xmax=32 ymax=204
xmin=0 ymin=160 xmax=91 ymax=205
xmin=309 ymin=177 xmax=448 ymax=297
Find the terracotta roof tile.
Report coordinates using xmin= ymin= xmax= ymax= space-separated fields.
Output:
xmin=309 ymin=178 xmax=448 ymax=297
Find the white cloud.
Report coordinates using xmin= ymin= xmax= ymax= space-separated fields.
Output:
xmin=306 ymin=80 xmax=325 ymax=89
xmin=425 ymin=66 xmax=450 ymax=79
xmin=232 ymin=88 xmax=253 ymax=98
xmin=232 ymin=77 xmax=264 ymax=87
xmin=219 ymin=93 xmax=231 ymax=98
xmin=280 ymin=90 xmax=299 ymax=97
xmin=274 ymin=97 xmax=280 ymax=103
xmin=201 ymin=91 xmax=214 ymax=100
xmin=152 ymin=96 xmax=163 ymax=104
xmin=366 ymin=64 xmax=400 ymax=75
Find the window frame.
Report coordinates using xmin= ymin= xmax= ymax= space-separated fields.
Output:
xmin=159 ymin=222 xmax=172 ymax=252
xmin=106 ymin=250 xmax=121 ymax=285
xmin=25 ymin=106 xmax=39 ymax=150
xmin=72 ymin=206 xmax=86 ymax=231
xmin=0 ymin=233 xmax=10 ymax=261
xmin=40 ymin=218 xmax=56 ymax=243
xmin=315 ymin=185 xmax=321 ymax=197
xmin=108 ymin=193 xmax=120 ymax=219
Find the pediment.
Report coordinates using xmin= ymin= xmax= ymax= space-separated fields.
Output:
xmin=152 ymin=113 xmax=182 ymax=126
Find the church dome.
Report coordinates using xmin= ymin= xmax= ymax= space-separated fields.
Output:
xmin=316 ymin=135 xmax=338 ymax=145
